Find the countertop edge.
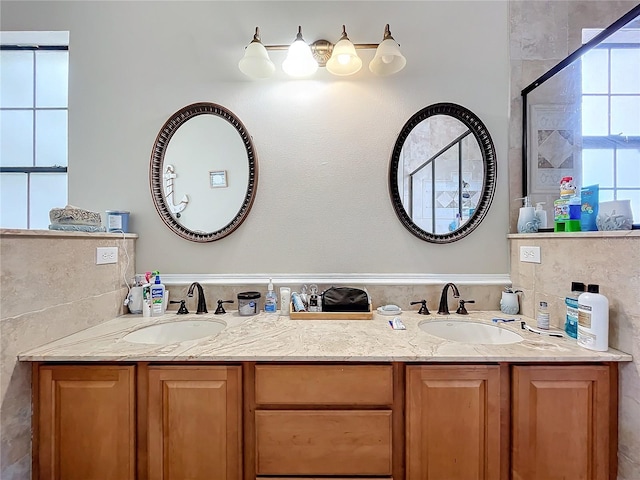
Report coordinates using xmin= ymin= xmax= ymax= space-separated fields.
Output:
xmin=18 ymin=354 xmax=633 ymax=363
xmin=508 ymin=230 xmax=640 ymax=239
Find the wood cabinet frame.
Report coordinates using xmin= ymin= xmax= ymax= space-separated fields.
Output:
xmin=31 ymin=360 xmax=619 ymax=480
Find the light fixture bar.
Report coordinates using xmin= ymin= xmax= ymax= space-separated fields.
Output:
xmin=258 ymin=43 xmax=381 ymax=50
xmin=261 ymin=43 xmax=384 ymax=66
xmin=239 ymin=24 xmax=405 ymax=77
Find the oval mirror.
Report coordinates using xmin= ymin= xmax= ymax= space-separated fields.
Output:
xmin=389 ymin=103 xmax=497 ymax=243
xmin=150 ymin=102 xmax=258 ymax=242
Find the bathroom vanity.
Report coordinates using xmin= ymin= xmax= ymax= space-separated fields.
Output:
xmin=21 ymin=311 xmax=630 ymax=480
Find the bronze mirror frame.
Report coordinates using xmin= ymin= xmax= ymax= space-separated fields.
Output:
xmin=389 ymin=102 xmax=497 ymax=243
xmin=150 ymin=102 xmax=258 ymax=242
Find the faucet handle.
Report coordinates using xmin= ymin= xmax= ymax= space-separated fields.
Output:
xmin=410 ymin=300 xmax=430 ymax=315
xmin=170 ymin=300 xmax=189 ymax=315
xmin=456 ymin=299 xmax=475 ymax=315
xmin=215 ymin=300 xmax=234 ymax=315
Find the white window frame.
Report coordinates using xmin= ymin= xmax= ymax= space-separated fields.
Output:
xmin=0 ymin=31 xmax=69 ymax=229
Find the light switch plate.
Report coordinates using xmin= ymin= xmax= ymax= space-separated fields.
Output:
xmin=520 ymin=246 xmax=541 ymax=263
xmin=96 ymin=247 xmax=118 ymax=265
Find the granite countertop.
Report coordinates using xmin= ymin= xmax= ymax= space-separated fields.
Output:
xmin=17 ymin=310 xmax=632 ymax=363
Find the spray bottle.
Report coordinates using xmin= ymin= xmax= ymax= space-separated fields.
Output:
xmin=140 ymin=271 xmax=153 ymax=317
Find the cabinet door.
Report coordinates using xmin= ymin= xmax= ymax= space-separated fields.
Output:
xmin=37 ymin=365 xmax=135 ymax=480
xmin=147 ymin=365 xmax=242 ymax=480
xmin=512 ymin=365 xmax=612 ymax=480
xmin=406 ymin=365 xmax=504 ymax=480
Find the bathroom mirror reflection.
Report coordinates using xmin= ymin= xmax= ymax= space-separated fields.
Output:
xmin=522 ymin=5 xmax=640 ymax=225
xmin=389 ymin=103 xmax=497 ymax=243
xmin=150 ymin=102 xmax=258 ymax=242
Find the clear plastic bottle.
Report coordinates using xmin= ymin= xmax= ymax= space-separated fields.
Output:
xmin=264 ymin=278 xmax=277 ymax=313
xmin=537 ymin=301 xmax=549 ymax=330
xmin=535 ymin=202 xmax=547 ymax=229
xmin=564 ymin=282 xmax=585 ymax=339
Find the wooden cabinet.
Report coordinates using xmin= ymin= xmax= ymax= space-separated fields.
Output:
xmin=405 ymin=364 xmax=507 ymax=480
xmin=35 ymin=364 xmax=135 ymax=480
xmin=252 ymin=364 xmax=396 ymax=478
xmin=32 ymin=361 xmax=618 ymax=480
xmin=512 ymin=364 xmax=616 ymax=480
xmin=146 ymin=365 xmax=242 ymax=480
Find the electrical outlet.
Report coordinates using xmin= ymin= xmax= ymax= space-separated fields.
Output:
xmin=520 ymin=245 xmax=541 ymax=263
xmin=96 ymin=247 xmax=118 ymax=265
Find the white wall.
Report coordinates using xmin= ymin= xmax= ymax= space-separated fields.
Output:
xmin=1 ymin=1 xmax=510 ymax=275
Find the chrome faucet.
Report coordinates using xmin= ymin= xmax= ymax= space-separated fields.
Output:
xmin=187 ymin=282 xmax=208 ymax=314
xmin=437 ymin=283 xmax=460 ymax=315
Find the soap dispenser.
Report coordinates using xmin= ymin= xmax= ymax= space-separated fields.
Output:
xmin=517 ymin=197 xmax=538 ymax=233
xmin=264 ymin=278 xmax=277 ymax=313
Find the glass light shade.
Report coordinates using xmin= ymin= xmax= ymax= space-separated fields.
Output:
xmin=282 ymin=39 xmax=318 ymax=77
xmin=238 ymin=42 xmax=275 ymax=79
xmin=369 ymin=38 xmax=406 ymax=76
xmin=326 ymin=38 xmax=362 ymax=76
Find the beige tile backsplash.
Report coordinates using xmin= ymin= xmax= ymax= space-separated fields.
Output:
xmin=510 ymin=233 xmax=640 ymax=479
xmin=0 ymin=231 xmax=135 ymax=479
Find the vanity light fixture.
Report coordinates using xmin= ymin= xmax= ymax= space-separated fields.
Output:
xmin=238 ymin=27 xmax=276 ymax=78
xmin=239 ymin=24 xmax=406 ymax=79
xmin=325 ymin=25 xmax=362 ymax=76
xmin=282 ymin=26 xmax=319 ymax=77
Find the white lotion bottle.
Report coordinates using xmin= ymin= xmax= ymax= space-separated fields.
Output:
xmin=280 ymin=287 xmax=291 ymax=315
xmin=577 ymin=284 xmax=609 ymax=351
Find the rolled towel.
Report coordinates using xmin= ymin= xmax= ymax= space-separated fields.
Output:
xmin=49 ymin=224 xmax=107 ymax=232
xmin=49 ymin=205 xmax=102 ymax=226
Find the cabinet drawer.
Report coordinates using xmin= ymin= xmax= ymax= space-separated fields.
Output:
xmin=255 ymin=364 xmax=393 ymax=405
xmin=255 ymin=410 xmax=393 ymax=475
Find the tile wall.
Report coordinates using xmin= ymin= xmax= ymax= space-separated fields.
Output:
xmin=510 ymin=231 xmax=639 ymax=479
xmin=0 ymin=230 xmax=135 ymax=479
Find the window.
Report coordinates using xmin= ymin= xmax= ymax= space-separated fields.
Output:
xmin=0 ymin=31 xmax=69 ymax=229
xmin=581 ymin=29 xmax=640 ymax=222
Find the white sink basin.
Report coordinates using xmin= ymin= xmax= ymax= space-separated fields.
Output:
xmin=123 ymin=319 xmax=226 ymax=344
xmin=419 ymin=320 xmax=523 ymax=345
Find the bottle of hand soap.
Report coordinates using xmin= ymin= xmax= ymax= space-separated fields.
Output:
xmin=517 ymin=196 xmax=538 ymax=233
xmin=264 ymin=278 xmax=277 ymax=313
